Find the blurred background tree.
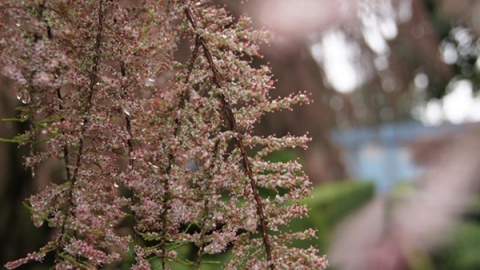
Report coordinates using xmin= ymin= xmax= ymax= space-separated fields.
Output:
xmin=220 ymin=0 xmax=480 ymax=182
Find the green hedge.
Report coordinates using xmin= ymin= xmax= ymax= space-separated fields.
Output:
xmin=287 ymin=180 xmax=375 ymax=251
xmin=389 ymin=181 xmax=480 ymax=270
xmin=428 ymin=196 xmax=480 ymax=270
xmin=430 ymin=221 xmax=480 ymax=270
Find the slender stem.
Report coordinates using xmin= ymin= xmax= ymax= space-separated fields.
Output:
xmin=160 ymin=34 xmax=201 ymax=270
xmin=68 ymin=0 xmax=104 ymax=204
xmin=196 ymin=197 xmax=209 ymax=269
xmin=121 ymin=61 xmax=135 ymax=168
xmin=184 ymin=4 xmax=274 ymax=269
xmin=27 ymin=0 xmax=52 ymax=179
xmin=56 ymin=88 xmax=72 ymax=183
xmin=55 ymin=0 xmax=105 ymax=258
xmin=119 ymin=60 xmax=140 ymax=256
xmin=196 ymin=140 xmax=220 ymax=268
xmin=33 ymin=1 xmax=75 ymax=263
xmin=161 ymin=156 xmax=172 ymax=270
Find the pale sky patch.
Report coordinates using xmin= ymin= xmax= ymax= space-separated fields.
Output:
xmin=311 ymin=30 xmax=362 ymax=93
xmin=417 ymin=79 xmax=480 ymax=125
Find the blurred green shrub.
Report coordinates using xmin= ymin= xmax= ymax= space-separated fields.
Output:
xmin=429 ymin=196 xmax=480 ymax=270
xmin=431 ymin=221 xmax=480 ymax=270
xmin=287 ymin=181 xmax=375 ymax=251
xmin=264 ymin=148 xmax=299 ymax=163
xmin=385 ymin=181 xmax=480 ymax=270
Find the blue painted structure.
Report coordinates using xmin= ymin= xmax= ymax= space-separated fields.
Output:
xmin=331 ymin=121 xmax=471 ymax=193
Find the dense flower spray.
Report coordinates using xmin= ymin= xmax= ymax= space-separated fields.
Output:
xmin=1 ymin=0 xmax=328 ymax=269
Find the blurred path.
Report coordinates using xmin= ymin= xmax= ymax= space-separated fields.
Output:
xmin=328 ymin=196 xmax=392 ymax=269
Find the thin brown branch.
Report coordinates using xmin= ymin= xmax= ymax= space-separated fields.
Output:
xmin=56 ymin=0 xmax=105 ymax=256
xmin=26 ymin=0 xmax=52 ymax=180
xmin=184 ymin=4 xmax=274 ymax=268
xmin=122 ymin=63 xmax=135 ymax=168
xmin=32 ymin=2 xmax=73 ymax=262
xmin=56 ymin=89 xmax=71 ymax=182
xmin=68 ymin=0 xmax=104 ymax=207
xmin=160 ymin=35 xmax=202 ymax=269
xmin=47 ymin=1 xmax=70 ymax=183
xmin=196 ymin=139 xmax=220 ymax=268
xmin=118 ymin=60 xmax=140 ymax=256
xmin=196 ymin=197 xmax=209 ymax=269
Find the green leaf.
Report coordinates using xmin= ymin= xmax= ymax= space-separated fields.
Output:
xmin=200 ymin=260 xmax=221 ymax=265
xmin=32 ymin=114 xmax=66 ymax=125
xmin=0 ymin=137 xmax=19 ymax=143
xmin=1 ymin=117 xmax=29 ymax=123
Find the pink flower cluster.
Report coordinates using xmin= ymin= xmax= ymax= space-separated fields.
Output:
xmin=1 ymin=0 xmax=327 ymax=269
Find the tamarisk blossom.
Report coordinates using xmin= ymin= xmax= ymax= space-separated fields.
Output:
xmin=1 ymin=0 xmax=327 ymax=269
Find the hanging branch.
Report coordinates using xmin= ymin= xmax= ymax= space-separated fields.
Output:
xmin=120 ymin=61 xmax=135 ymax=169
xmin=56 ymin=0 xmax=105 ymax=255
xmin=3 ymin=1 xmax=328 ymax=269
xmin=183 ymin=4 xmax=274 ymax=268
xmin=159 ymin=34 xmax=202 ymax=269
xmin=118 ymin=60 xmax=141 ymax=261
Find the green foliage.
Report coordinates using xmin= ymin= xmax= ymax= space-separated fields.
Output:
xmin=305 ymin=181 xmax=375 ymax=226
xmin=287 ymin=181 xmax=375 ymax=251
xmin=431 ymin=222 xmax=480 ymax=270
xmin=387 ymin=181 xmax=480 ymax=270
xmin=467 ymin=196 xmax=480 ymax=216
xmin=265 ymin=149 xmax=299 ymax=163
xmin=427 ymin=195 xmax=480 ymax=269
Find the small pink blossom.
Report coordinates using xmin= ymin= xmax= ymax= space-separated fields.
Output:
xmin=2 ymin=0 xmax=326 ymax=269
